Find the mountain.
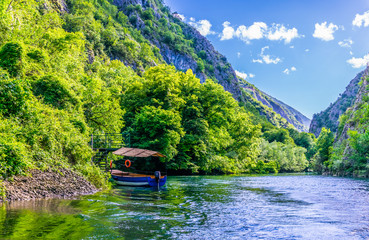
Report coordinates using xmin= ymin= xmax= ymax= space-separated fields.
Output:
xmin=241 ymin=81 xmax=311 ymax=131
xmin=109 ymin=0 xmax=310 ymax=131
xmin=309 ymin=69 xmax=365 ymax=137
xmin=329 ymin=67 xmax=369 ymax=177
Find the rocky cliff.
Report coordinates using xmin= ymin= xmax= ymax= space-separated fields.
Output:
xmin=241 ymin=81 xmax=310 ymax=131
xmin=309 ymin=69 xmax=365 ymax=137
xmin=110 ymin=0 xmax=310 ymax=131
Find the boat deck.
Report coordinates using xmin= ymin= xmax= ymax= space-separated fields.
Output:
xmin=111 ymin=169 xmax=165 ymax=178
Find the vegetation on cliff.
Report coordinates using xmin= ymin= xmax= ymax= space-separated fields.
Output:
xmin=0 ymin=0 xmax=318 ymax=195
xmin=312 ymin=71 xmax=369 ymax=177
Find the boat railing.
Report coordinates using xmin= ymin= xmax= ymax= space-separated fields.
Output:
xmin=113 ymin=166 xmax=167 ymax=176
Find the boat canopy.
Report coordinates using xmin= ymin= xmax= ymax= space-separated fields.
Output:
xmin=112 ymin=147 xmax=166 ymax=158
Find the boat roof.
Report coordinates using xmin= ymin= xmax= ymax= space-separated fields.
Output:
xmin=112 ymin=147 xmax=166 ymax=158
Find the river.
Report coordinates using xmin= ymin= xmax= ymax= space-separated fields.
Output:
xmin=0 ymin=174 xmax=368 ymax=239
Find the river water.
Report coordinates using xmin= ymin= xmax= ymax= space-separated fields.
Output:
xmin=0 ymin=174 xmax=368 ymax=239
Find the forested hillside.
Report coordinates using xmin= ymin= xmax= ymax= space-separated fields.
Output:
xmin=241 ymin=81 xmax=310 ymax=132
xmin=309 ymin=69 xmax=364 ymax=137
xmin=310 ymin=67 xmax=369 ymax=177
xmin=110 ymin=0 xmax=310 ymax=131
xmin=0 ymin=0 xmax=316 ymax=190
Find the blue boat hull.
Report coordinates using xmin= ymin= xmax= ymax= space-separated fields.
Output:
xmin=111 ymin=174 xmax=167 ymax=187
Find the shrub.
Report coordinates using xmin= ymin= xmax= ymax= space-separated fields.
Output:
xmin=32 ymin=75 xmax=79 ymax=109
xmin=0 ymin=42 xmax=23 ymax=77
xmin=0 ymin=73 xmax=28 ymax=117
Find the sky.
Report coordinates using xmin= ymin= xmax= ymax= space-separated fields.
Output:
xmin=164 ymin=0 xmax=369 ymax=118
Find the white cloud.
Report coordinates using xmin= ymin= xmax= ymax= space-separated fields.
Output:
xmin=189 ymin=18 xmax=215 ymax=36
xmin=283 ymin=66 xmax=297 ymax=75
xmin=253 ymin=46 xmax=281 ymax=64
xmin=177 ymin=13 xmax=185 ymax=21
xmin=347 ymin=53 xmax=369 ymax=68
xmin=252 ymin=59 xmax=263 ymax=63
xmin=267 ymin=24 xmax=301 ymax=43
xmin=235 ymin=70 xmax=255 ymax=80
xmin=220 ymin=21 xmax=301 ymax=44
xmin=338 ymin=39 xmax=353 ymax=48
xmin=220 ymin=21 xmax=235 ymax=40
xmin=353 ymin=11 xmax=369 ymax=27
xmin=305 ymin=49 xmax=310 ymax=52
xmin=290 ymin=45 xmax=295 ymax=49
xmin=350 ymin=51 xmax=353 ymax=55
xmin=262 ymin=55 xmax=281 ymax=64
xmin=235 ymin=22 xmax=268 ymax=43
xmin=237 ymin=52 xmax=241 ymax=58
xmin=235 ymin=70 xmax=248 ymax=79
xmin=313 ymin=22 xmax=341 ymax=41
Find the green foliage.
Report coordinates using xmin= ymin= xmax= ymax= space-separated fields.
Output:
xmin=198 ymin=50 xmax=207 ymax=60
xmin=258 ymin=139 xmax=308 ymax=172
xmin=142 ymin=9 xmax=155 ymax=20
xmin=132 ymin=106 xmax=184 ymax=162
xmin=0 ymin=117 xmax=32 ymax=178
xmin=0 ymin=42 xmax=23 ymax=77
xmin=0 ymin=74 xmax=28 ymax=117
xmin=313 ymin=127 xmax=334 ymax=173
xmin=263 ymin=128 xmax=294 ymax=144
xmin=347 ymin=129 xmax=369 ymax=176
xmin=197 ymin=59 xmax=205 ymax=72
xmin=0 ymin=0 xmax=314 ymax=190
xmin=74 ymin=163 xmax=111 ymax=189
xmin=163 ymin=30 xmax=175 ymax=44
xmin=122 ymin=65 xmax=261 ymax=174
xmin=32 ymin=75 xmax=79 ymax=110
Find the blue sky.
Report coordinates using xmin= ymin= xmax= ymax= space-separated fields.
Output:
xmin=164 ymin=0 xmax=369 ymax=118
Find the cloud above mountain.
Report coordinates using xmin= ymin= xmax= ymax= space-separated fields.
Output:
xmin=220 ymin=21 xmax=301 ymax=44
xmin=347 ymin=53 xmax=369 ymax=68
xmin=235 ymin=70 xmax=255 ymax=80
xmin=188 ymin=18 xmax=215 ymax=36
xmin=252 ymin=46 xmax=281 ymax=64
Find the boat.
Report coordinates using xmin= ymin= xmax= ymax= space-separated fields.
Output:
xmin=110 ymin=170 xmax=167 ymax=187
xmin=110 ymin=147 xmax=167 ymax=187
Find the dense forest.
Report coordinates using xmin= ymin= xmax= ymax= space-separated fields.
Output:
xmin=0 ymin=0 xmax=347 ymax=191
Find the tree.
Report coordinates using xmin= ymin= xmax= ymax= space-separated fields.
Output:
xmin=314 ymin=127 xmax=334 ymax=173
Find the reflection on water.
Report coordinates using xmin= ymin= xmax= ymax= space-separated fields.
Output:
xmin=0 ymin=175 xmax=368 ymax=239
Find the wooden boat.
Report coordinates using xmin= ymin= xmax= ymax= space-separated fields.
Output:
xmin=111 ymin=147 xmax=167 ymax=187
xmin=110 ymin=169 xmax=167 ymax=187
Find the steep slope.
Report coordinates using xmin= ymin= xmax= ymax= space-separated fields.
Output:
xmin=242 ymin=81 xmax=310 ymax=131
xmin=330 ymin=67 xmax=369 ymax=177
xmin=309 ymin=69 xmax=364 ymax=136
xmin=111 ymin=0 xmax=310 ymax=131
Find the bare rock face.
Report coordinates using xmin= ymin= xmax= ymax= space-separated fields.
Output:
xmin=47 ymin=0 xmax=69 ymax=13
xmin=309 ymin=69 xmax=365 ymax=137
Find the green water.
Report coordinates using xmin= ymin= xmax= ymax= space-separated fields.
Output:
xmin=1 ymin=175 xmax=369 ymax=239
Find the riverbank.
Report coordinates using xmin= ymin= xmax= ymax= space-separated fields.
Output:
xmin=1 ymin=169 xmax=98 ymax=202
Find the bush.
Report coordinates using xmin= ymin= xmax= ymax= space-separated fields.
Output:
xmin=32 ymin=75 xmax=79 ymax=109
xmin=163 ymin=31 xmax=175 ymax=44
xmin=0 ymin=73 xmax=28 ymax=117
xmin=0 ymin=42 xmax=23 ymax=77
xmin=129 ymin=15 xmax=138 ymax=25
xmin=142 ymin=9 xmax=154 ymax=20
